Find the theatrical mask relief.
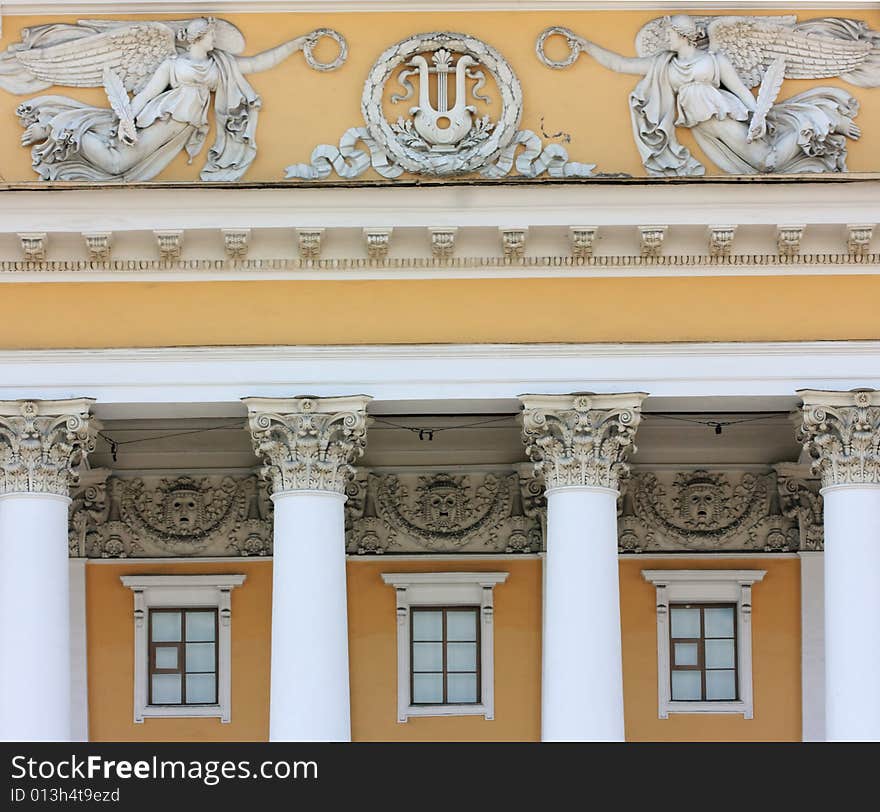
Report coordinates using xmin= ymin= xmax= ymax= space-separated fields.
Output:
xmin=1 ymin=13 xmax=879 ymax=182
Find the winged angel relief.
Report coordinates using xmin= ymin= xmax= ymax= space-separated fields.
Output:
xmin=0 ymin=17 xmax=346 ymax=181
xmin=537 ymin=14 xmax=880 ymax=175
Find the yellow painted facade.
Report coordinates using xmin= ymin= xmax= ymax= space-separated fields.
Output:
xmin=86 ymin=556 xmax=800 ymax=741
xmin=0 ymin=8 xmax=878 ymax=184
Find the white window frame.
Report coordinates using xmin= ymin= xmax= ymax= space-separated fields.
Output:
xmin=642 ymin=569 xmax=766 ymax=720
xmin=381 ymin=572 xmax=509 ymax=723
xmin=120 ymin=574 xmax=246 ymax=724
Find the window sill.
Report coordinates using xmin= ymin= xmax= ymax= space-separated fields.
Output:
xmin=137 ymin=704 xmax=228 ymax=723
xmin=399 ymin=704 xmax=492 ymax=722
xmin=660 ymin=701 xmax=752 ymax=720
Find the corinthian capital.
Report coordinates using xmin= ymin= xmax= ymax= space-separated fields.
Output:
xmin=0 ymin=398 xmax=98 ymax=497
xmin=519 ymin=392 xmax=647 ymax=491
xmin=797 ymin=389 xmax=880 ymax=488
xmin=243 ymin=395 xmax=371 ymax=495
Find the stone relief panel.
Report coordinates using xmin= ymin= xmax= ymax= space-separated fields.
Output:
xmin=286 ymin=32 xmax=596 ymax=180
xmin=68 ymin=472 xmax=272 ymax=558
xmin=0 ymin=17 xmax=347 ymax=182
xmin=345 ymin=467 xmax=545 ymax=554
xmin=617 ymin=467 xmax=823 ymax=553
xmin=537 ymin=15 xmax=880 ymax=176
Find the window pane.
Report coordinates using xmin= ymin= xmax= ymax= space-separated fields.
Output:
xmin=154 ymin=646 xmax=178 ymax=670
xmin=412 ymin=611 xmax=442 ymax=642
xmin=185 ymin=612 xmax=216 ymax=642
xmin=671 ymin=670 xmax=702 ymax=700
xmin=447 ymin=611 xmax=477 ymax=641
xmin=673 ymin=642 xmax=698 ymax=667
xmin=185 ymin=643 xmax=215 ymax=673
xmin=185 ymin=673 xmax=216 ymax=704
xmin=447 ymin=673 xmax=478 ymax=703
xmin=151 ymin=674 xmax=181 ymax=704
xmin=670 ymin=607 xmax=701 ymax=638
xmin=412 ymin=642 xmax=442 ymax=672
xmin=705 ymin=639 xmax=736 ymax=669
xmin=151 ymin=612 xmax=181 ymax=642
xmin=412 ymin=673 xmax=443 ymax=704
xmin=706 ymin=669 xmax=737 ymax=700
xmin=704 ymin=607 xmax=735 ymax=638
xmin=447 ymin=642 xmax=477 ymax=672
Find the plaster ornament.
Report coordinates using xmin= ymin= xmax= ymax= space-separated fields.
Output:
xmin=500 ymin=228 xmax=526 ymax=260
xmin=286 ymin=32 xmax=596 ymax=180
xmin=0 ymin=398 xmax=97 ymax=497
xmin=519 ymin=393 xmax=647 ymax=491
xmin=154 ymin=230 xmax=182 ymax=261
xmin=537 ymin=15 xmax=880 ymax=176
xmin=773 ymin=462 xmax=824 ymax=551
xmin=345 ymin=469 xmax=543 ymax=554
xmin=708 ymin=225 xmax=737 ymax=257
xmin=429 ymin=228 xmax=457 ymax=259
xmin=83 ymin=232 xmax=112 ymax=262
xmin=297 ymin=229 xmax=324 ymax=261
xmin=222 ymin=229 xmax=250 ymax=260
xmin=777 ymin=224 xmax=805 ymax=257
xmin=797 ymin=388 xmax=880 ymax=487
xmin=638 ymin=225 xmax=667 ymax=258
xmin=243 ymin=395 xmax=371 ymax=495
xmin=847 ymin=223 xmax=874 ymax=256
xmin=569 ymin=226 xmax=598 ymax=259
xmin=1 ymin=19 xmax=347 ymax=182
xmin=18 ymin=232 xmax=46 ymax=261
xmin=364 ymin=228 xmax=392 ymax=261
xmin=68 ymin=473 xmax=273 ymax=558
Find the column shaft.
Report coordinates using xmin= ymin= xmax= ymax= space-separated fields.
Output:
xmin=269 ymin=490 xmax=351 ymax=741
xmin=543 ymin=486 xmax=624 ymax=741
xmin=823 ymin=485 xmax=880 ymax=741
xmin=0 ymin=494 xmax=72 ymax=741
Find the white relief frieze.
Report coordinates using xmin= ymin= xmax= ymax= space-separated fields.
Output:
xmin=537 ymin=15 xmax=880 ymax=177
xmin=0 ymin=18 xmax=347 ymax=182
xmin=286 ymin=32 xmax=596 ymax=181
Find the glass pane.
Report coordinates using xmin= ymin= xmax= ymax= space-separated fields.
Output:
xmin=447 ymin=611 xmax=477 ymax=641
xmin=706 ymin=669 xmax=737 ymax=700
xmin=185 ymin=673 xmax=216 ymax=704
xmin=447 ymin=642 xmax=477 ymax=672
xmin=447 ymin=673 xmax=478 ymax=703
xmin=185 ymin=643 xmax=215 ymax=673
xmin=151 ymin=612 xmax=181 ymax=643
xmin=412 ymin=642 xmax=442 ymax=672
xmin=412 ymin=673 xmax=443 ymax=704
xmin=671 ymin=670 xmax=702 ymax=700
xmin=154 ymin=646 xmax=178 ymax=670
xmin=673 ymin=642 xmax=698 ymax=667
xmin=705 ymin=639 xmax=736 ymax=669
xmin=185 ymin=612 xmax=216 ymax=642
xmin=704 ymin=607 xmax=735 ymax=638
xmin=412 ymin=611 xmax=442 ymax=642
xmin=151 ymin=673 xmax=181 ymax=704
xmin=670 ymin=607 xmax=701 ymax=638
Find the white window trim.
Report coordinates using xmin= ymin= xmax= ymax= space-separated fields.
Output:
xmin=642 ymin=570 xmax=766 ymax=720
xmin=381 ymin=572 xmax=509 ymax=723
xmin=120 ymin=574 xmax=246 ymax=724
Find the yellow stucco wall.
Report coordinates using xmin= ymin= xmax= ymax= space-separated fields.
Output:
xmin=1 ymin=274 xmax=879 ymax=349
xmin=0 ymin=8 xmax=878 ymax=183
xmin=85 ymin=555 xmax=801 ymax=742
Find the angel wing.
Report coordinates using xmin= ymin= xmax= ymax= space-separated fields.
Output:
xmin=4 ymin=21 xmax=176 ymax=95
xmin=707 ymin=15 xmax=876 ymax=89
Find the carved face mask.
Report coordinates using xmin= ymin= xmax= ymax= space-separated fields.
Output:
xmin=168 ymin=491 xmax=202 ymax=532
xmin=427 ymin=489 xmax=460 ymax=527
xmin=684 ymin=486 xmax=717 ymax=526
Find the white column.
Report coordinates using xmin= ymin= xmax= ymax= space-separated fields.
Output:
xmin=0 ymin=399 xmax=97 ymax=742
xmin=244 ymin=394 xmax=371 ymax=742
xmin=799 ymin=388 xmax=880 ymax=742
xmin=520 ymin=392 xmax=647 ymax=742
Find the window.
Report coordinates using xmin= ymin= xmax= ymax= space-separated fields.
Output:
xmin=120 ymin=574 xmax=246 ymax=723
xmin=381 ymin=572 xmax=508 ymax=722
xmin=148 ymin=609 xmax=219 ymax=706
xmin=642 ymin=570 xmax=766 ymax=719
xmin=411 ymin=607 xmax=481 ymax=706
xmin=669 ymin=604 xmax=737 ymax=702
